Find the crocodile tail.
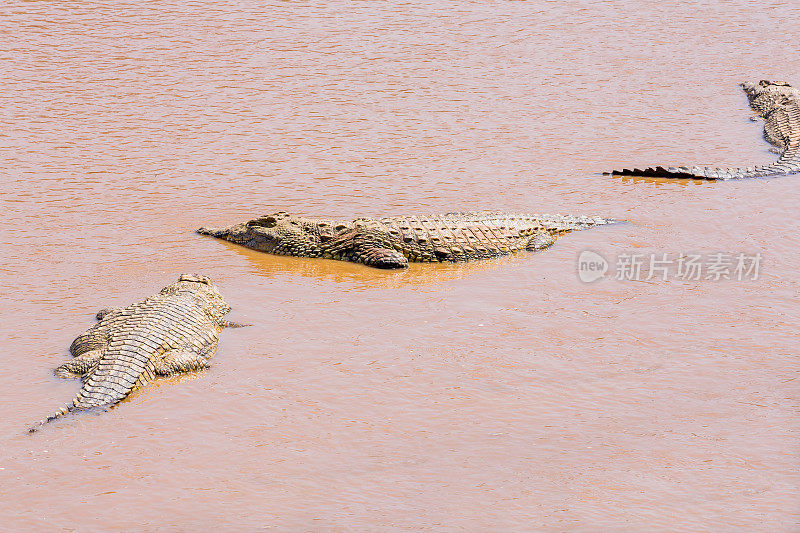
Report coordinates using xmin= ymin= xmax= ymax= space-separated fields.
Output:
xmin=603 ymin=163 xmax=799 ymax=180
xmin=605 ymin=81 xmax=800 ymax=180
xmin=533 ymin=213 xmax=620 ymax=234
xmin=28 ymin=402 xmax=75 ymax=433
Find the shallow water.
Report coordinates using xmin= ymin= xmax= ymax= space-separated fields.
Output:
xmin=2 ymin=1 xmax=799 ymax=530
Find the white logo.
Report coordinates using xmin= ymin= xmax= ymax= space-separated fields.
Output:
xmin=577 ymin=250 xmax=608 ymax=282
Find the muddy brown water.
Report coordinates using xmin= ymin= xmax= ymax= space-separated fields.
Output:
xmin=2 ymin=1 xmax=799 ymax=530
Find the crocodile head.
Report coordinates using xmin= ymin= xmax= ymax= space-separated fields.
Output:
xmin=758 ymin=79 xmax=790 ymax=87
xmin=199 ymin=213 xmax=410 ymax=268
xmin=740 ymin=80 xmax=796 ymax=119
xmin=198 ymin=212 xmax=352 ymax=258
xmin=163 ymin=274 xmax=231 ymax=319
xmin=741 ymin=79 xmax=792 ymax=97
xmin=178 ymin=273 xmax=212 ymax=285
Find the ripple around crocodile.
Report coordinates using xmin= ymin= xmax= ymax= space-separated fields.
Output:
xmin=606 ymin=80 xmax=800 ymax=180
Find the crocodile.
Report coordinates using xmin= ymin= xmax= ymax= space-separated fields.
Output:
xmin=30 ymin=274 xmax=243 ymax=432
xmin=198 ymin=211 xmax=617 ymax=269
xmin=606 ymin=80 xmax=800 ymax=180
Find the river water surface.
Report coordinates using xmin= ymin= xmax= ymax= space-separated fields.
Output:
xmin=2 ymin=1 xmax=799 ymax=530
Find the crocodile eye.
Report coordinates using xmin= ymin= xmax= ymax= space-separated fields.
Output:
xmin=335 ymin=224 xmax=347 ymax=231
xmin=178 ymin=273 xmax=210 ymax=284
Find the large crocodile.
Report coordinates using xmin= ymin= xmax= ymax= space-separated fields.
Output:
xmin=30 ymin=274 xmax=243 ymax=432
xmin=607 ymin=80 xmax=800 ymax=180
xmin=198 ymin=211 xmax=617 ymax=269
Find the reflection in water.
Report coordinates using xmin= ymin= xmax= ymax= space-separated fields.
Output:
xmin=613 ymin=174 xmax=710 ymax=186
xmin=218 ymin=238 xmax=529 ymax=288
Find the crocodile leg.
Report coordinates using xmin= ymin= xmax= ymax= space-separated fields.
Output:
xmin=527 ymin=232 xmax=557 ymax=251
xmin=55 ymin=349 xmax=103 ymax=378
xmin=66 ymin=310 xmax=119 ymax=357
xmin=69 ymin=327 xmax=108 ymax=357
xmin=357 ymin=246 xmax=409 ymax=269
xmin=153 ymin=342 xmax=218 ymax=376
xmin=95 ymin=307 xmax=122 ymax=320
xmin=324 ymin=229 xmax=409 ymax=269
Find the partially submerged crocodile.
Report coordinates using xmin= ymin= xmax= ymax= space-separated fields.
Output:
xmin=30 ymin=274 xmax=243 ymax=432
xmin=198 ymin=211 xmax=617 ymax=269
xmin=607 ymin=80 xmax=800 ymax=180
